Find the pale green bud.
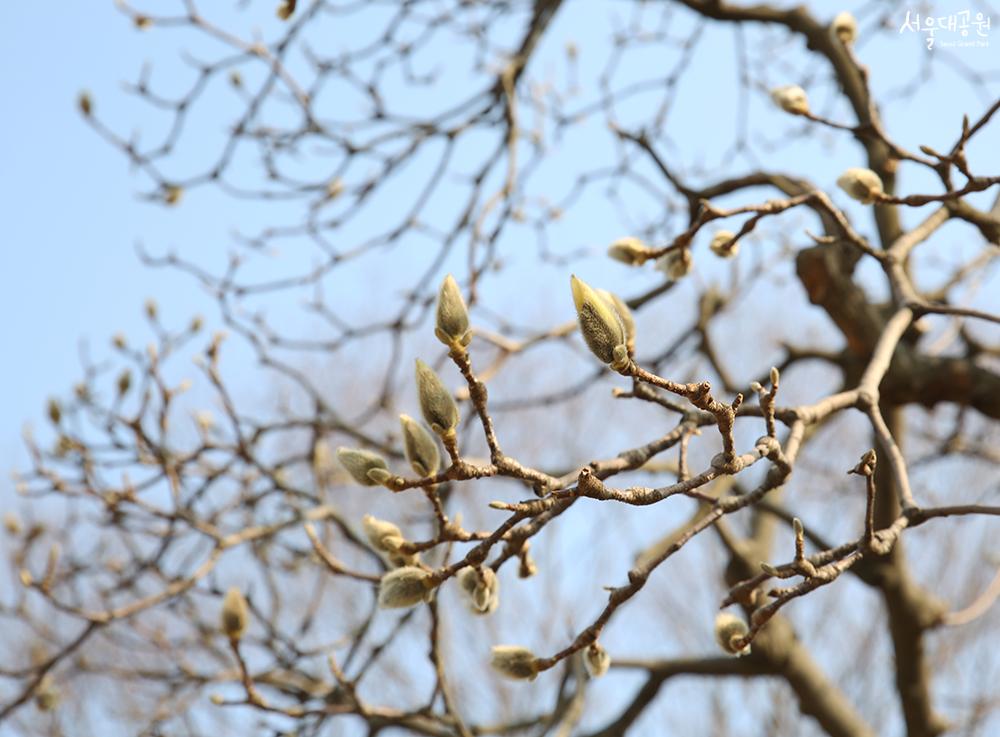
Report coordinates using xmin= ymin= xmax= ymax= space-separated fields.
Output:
xmin=709 ymin=230 xmax=739 ymax=259
xmin=400 ymin=414 xmax=440 ymax=477
xmin=607 ymin=237 xmax=651 ymax=266
xmin=657 ymin=249 xmax=692 ymax=281
xmin=221 ymin=587 xmax=249 ymax=640
xmin=836 ymin=168 xmax=883 ymax=204
xmin=770 ymin=85 xmax=809 ymax=115
xmin=597 ymin=289 xmax=635 ymax=352
xmin=434 ymin=274 xmax=471 ymax=349
xmin=377 ymin=566 xmax=434 ymax=609
xmin=336 ymin=447 xmax=389 ymax=487
xmin=490 ymin=645 xmax=539 ymax=681
xmin=415 ymin=359 xmax=459 ymax=437
xmin=714 ymin=612 xmax=751 ymax=656
xmin=362 ymin=514 xmax=419 ymax=567
xmin=570 ymin=275 xmax=628 ymax=369
xmin=830 ymin=11 xmax=857 ymax=44
xmin=458 ymin=566 xmax=499 ymax=615
xmin=584 ymin=642 xmax=611 ymax=678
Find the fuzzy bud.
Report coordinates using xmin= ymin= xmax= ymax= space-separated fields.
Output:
xmin=584 ymin=642 xmax=611 ymax=678
xmin=597 ymin=289 xmax=636 ymax=353
xmin=435 ymin=274 xmax=472 ymax=349
xmin=400 ymin=414 xmax=440 ymax=477
xmin=336 ymin=447 xmax=389 ymax=487
xmin=415 ymin=359 xmax=459 ymax=437
xmin=660 ymin=248 xmax=693 ymax=280
xmin=709 ymin=230 xmax=739 ymax=259
xmin=836 ymin=168 xmax=884 ymax=204
xmin=830 ymin=11 xmax=857 ymax=44
xmin=489 ymin=645 xmax=539 ymax=681
xmin=221 ymin=587 xmax=249 ymax=640
xmin=362 ymin=514 xmax=419 ymax=567
xmin=3 ymin=512 xmax=21 ymax=536
xmin=377 ymin=566 xmax=434 ymax=609
xmin=163 ymin=185 xmax=183 ymax=206
xmin=570 ymin=275 xmax=628 ymax=370
xmin=458 ymin=566 xmax=499 ymax=615
xmin=714 ymin=612 xmax=751 ymax=656
xmin=770 ymin=85 xmax=810 ymax=115
xmin=607 ymin=237 xmax=651 ymax=266
xmin=34 ymin=675 xmax=59 ymax=712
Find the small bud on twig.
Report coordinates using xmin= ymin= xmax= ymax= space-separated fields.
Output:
xmin=221 ymin=586 xmax=249 ymax=640
xmin=399 ymin=414 xmax=440 ymax=477
xmin=458 ymin=566 xmax=500 ymax=614
xmin=489 ymin=645 xmax=539 ymax=680
xmin=377 ymin=566 xmax=434 ymax=609
xmin=570 ymin=275 xmax=629 ymax=370
xmin=770 ymin=85 xmax=810 ymax=115
xmin=830 ymin=11 xmax=858 ymax=44
xmin=709 ymin=230 xmax=739 ymax=259
xmin=336 ymin=447 xmax=389 ymax=487
xmin=415 ymin=359 xmax=460 ymax=438
xmin=714 ymin=612 xmax=751 ymax=656
xmin=584 ymin=641 xmax=611 ymax=678
xmin=836 ymin=168 xmax=884 ymax=204
xmin=434 ymin=274 xmax=472 ymax=350
xmin=607 ymin=237 xmax=652 ymax=266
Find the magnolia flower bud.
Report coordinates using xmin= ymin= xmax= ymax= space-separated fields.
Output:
xmin=3 ymin=512 xmax=21 ymax=535
xmin=709 ymin=230 xmax=739 ymax=259
xmin=607 ymin=237 xmax=651 ymax=266
xmin=34 ymin=675 xmax=59 ymax=712
xmin=837 ymin=168 xmax=884 ymax=204
xmin=714 ymin=612 xmax=751 ymax=656
xmin=336 ymin=447 xmax=389 ymax=486
xmin=458 ymin=566 xmax=499 ymax=615
xmin=570 ymin=275 xmax=628 ymax=370
xmin=489 ymin=645 xmax=539 ymax=681
xmin=400 ymin=414 xmax=440 ymax=477
xmin=435 ymin=274 xmax=472 ymax=349
xmin=657 ymin=249 xmax=692 ymax=281
xmin=770 ymin=85 xmax=809 ymax=115
xmin=362 ymin=514 xmax=419 ymax=567
xmin=377 ymin=566 xmax=434 ymax=609
xmin=597 ymin=289 xmax=635 ymax=352
xmin=415 ymin=359 xmax=459 ymax=437
xmin=584 ymin=642 xmax=611 ymax=678
xmin=830 ymin=11 xmax=857 ymax=44
xmin=221 ymin=587 xmax=249 ymax=640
